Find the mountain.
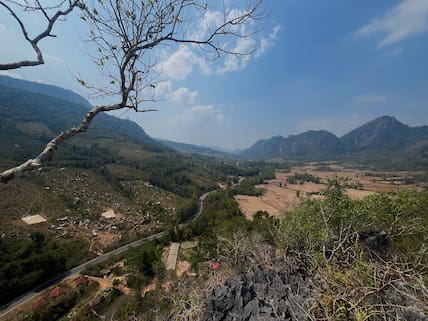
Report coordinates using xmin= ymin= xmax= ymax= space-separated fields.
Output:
xmin=0 ymin=77 xmax=166 ymax=166
xmin=157 ymin=139 xmax=231 ymax=158
xmin=340 ymin=116 xmax=428 ymax=168
xmin=0 ymin=75 xmax=90 ymax=107
xmin=240 ymin=116 xmax=428 ymax=168
xmin=341 ymin=116 xmax=412 ymax=150
xmin=241 ymin=130 xmax=343 ymax=160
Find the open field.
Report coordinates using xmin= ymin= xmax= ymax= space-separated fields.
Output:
xmin=236 ymin=163 xmax=425 ymax=220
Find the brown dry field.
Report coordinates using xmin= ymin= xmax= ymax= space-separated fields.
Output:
xmin=235 ymin=163 xmax=423 ymax=220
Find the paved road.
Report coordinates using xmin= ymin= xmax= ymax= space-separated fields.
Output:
xmin=0 ymin=190 xmax=214 ymax=319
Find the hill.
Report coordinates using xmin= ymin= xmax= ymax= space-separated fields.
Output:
xmin=157 ymin=139 xmax=232 ymax=159
xmin=0 ymin=79 xmax=166 ymax=167
xmin=341 ymin=115 xmax=428 ymax=150
xmin=240 ymin=116 xmax=428 ymax=169
xmin=0 ymin=75 xmax=90 ymax=107
xmin=241 ymin=130 xmax=343 ymax=160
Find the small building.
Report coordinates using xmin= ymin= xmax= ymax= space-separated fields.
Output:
xmin=73 ymin=276 xmax=89 ymax=287
xmin=49 ymin=286 xmax=66 ymax=298
xmin=21 ymin=214 xmax=47 ymax=225
xmin=32 ymin=296 xmax=47 ymax=309
xmin=101 ymin=208 xmax=116 ymax=219
xmin=166 ymin=243 xmax=180 ymax=271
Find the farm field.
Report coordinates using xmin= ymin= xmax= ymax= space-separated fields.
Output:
xmin=235 ymin=163 xmax=424 ymax=220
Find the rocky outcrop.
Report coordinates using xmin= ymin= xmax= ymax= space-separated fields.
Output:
xmin=201 ymin=268 xmax=314 ymax=321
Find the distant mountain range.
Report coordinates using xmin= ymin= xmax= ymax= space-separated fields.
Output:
xmin=0 ymin=75 xmax=427 ymax=169
xmin=156 ymin=139 xmax=231 ymax=158
xmin=240 ymin=116 xmax=428 ymax=168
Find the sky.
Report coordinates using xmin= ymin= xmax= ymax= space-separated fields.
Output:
xmin=0 ymin=0 xmax=427 ymax=149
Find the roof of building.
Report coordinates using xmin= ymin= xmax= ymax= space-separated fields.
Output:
xmin=49 ymin=286 xmax=66 ymax=298
xmin=32 ymin=296 xmax=47 ymax=309
xmin=73 ymin=276 xmax=89 ymax=286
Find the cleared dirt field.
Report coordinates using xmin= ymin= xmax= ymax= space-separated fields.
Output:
xmin=236 ymin=163 xmax=423 ymax=220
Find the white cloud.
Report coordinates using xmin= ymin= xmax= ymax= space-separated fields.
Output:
xmin=199 ymin=10 xmax=223 ymax=38
xmin=217 ymin=21 xmax=281 ymax=74
xmin=154 ymin=80 xmax=172 ymax=99
xmin=170 ymin=87 xmax=198 ymax=103
xmin=256 ymin=23 xmax=281 ymax=57
xmin=355 ymin=0 xmax=428 ymax=48
xmin=157 ymin=45 xmax=210 ymax=80
xmin=352 ymin=94 xmax=388 ymax=104
xmin=157 ymin=7 xmax=281 ymax=78
xmin=218 ymin=37 xmax=256 ymax=74
xmin=188 ymin=6 xmax=280 ymax=75
xmin=158 ymin=46 xmax=195 ymax=79
xmin=170 ymin=105 xmax=225 ymax=125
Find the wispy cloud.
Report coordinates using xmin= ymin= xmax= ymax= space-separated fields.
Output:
xmin=217 ymin=37 xmax=256 ymax=74
xmin=152 ymin=80 xmax=172 ymax=100
xmin=157 ymin=45 xmax=210 ymax=80
xmin=256 ymin=23 xmax=281 ymax=57
xmin=355 ymin=0 xmax=428 ymax=48
xmin=352 ymin=94 xmax=388 ymax=104
xmin=384 ymin=46 xmax=404 ymax=58
xmin=169 ymin=87 xmax=198 ymax=104
xmin=170 ymin=105 xmax=225 ymax=126
xmin=218 ymin=21 xmax=281 ymax=74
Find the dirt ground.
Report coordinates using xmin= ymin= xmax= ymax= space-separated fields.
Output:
xmin=176 ymin=260 xmax=193 ymax=278
xmin=236 ymin=163 xmax=423 ymax=220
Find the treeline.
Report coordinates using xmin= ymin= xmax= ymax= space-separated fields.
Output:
xmin=126 ymin=154 xmax=218 ymax=198
xmin=0 ymin=232 xmax=66 ymax=306
xmin=52 ymin=143 xmax=119 ymax=169
xmin=287 ymin=172 xmax=321 ymax=184
xmin=228 ymin=169 xmax=275 ymax=196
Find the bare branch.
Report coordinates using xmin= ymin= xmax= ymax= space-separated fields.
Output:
xmin=1 ymin=0 xmax=266 ymax=183
xmin=0 ymin=0 xmax=80 ymax=70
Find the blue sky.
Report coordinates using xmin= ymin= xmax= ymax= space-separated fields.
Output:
xmin=1 ymin=0 xmax=427 ymax=149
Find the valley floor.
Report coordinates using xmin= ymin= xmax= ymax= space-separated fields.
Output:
xmin=235 ymin=163 xmax=424 ymax=220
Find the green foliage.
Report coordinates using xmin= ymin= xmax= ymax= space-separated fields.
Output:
xmin=280 ymin=189 xmax=428 ymax=264
xmin=176 ymin=198 xmax=198 ymax=223
xmin=126 ymin=242 xmax=164 ymax=285
xmin=126 ymin=154 xmax=221 ymax=198
xmin=24 ymin=290 xmax=78 ymax=321
xmin=0 ymin=234 xmax=68 ymax=306
xmin=190 ymin=190 xmax=245 ymax=236
xmin=228 ymin=169 xmax=274 ymax=196
xmin=287 ymin=172 xmax=321 ymax=184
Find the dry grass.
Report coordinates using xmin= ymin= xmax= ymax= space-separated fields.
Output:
xmin=235 ymin=163 xmax=423 ymax=220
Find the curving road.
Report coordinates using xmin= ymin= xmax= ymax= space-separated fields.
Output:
xmin=0 ymin=190 xmax=214 ymax=319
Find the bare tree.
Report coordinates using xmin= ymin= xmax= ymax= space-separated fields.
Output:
xmin=0 ymin=0 xmax=265 ymax=183
xmin=0 ymin=0 xmax=80 ymax=70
